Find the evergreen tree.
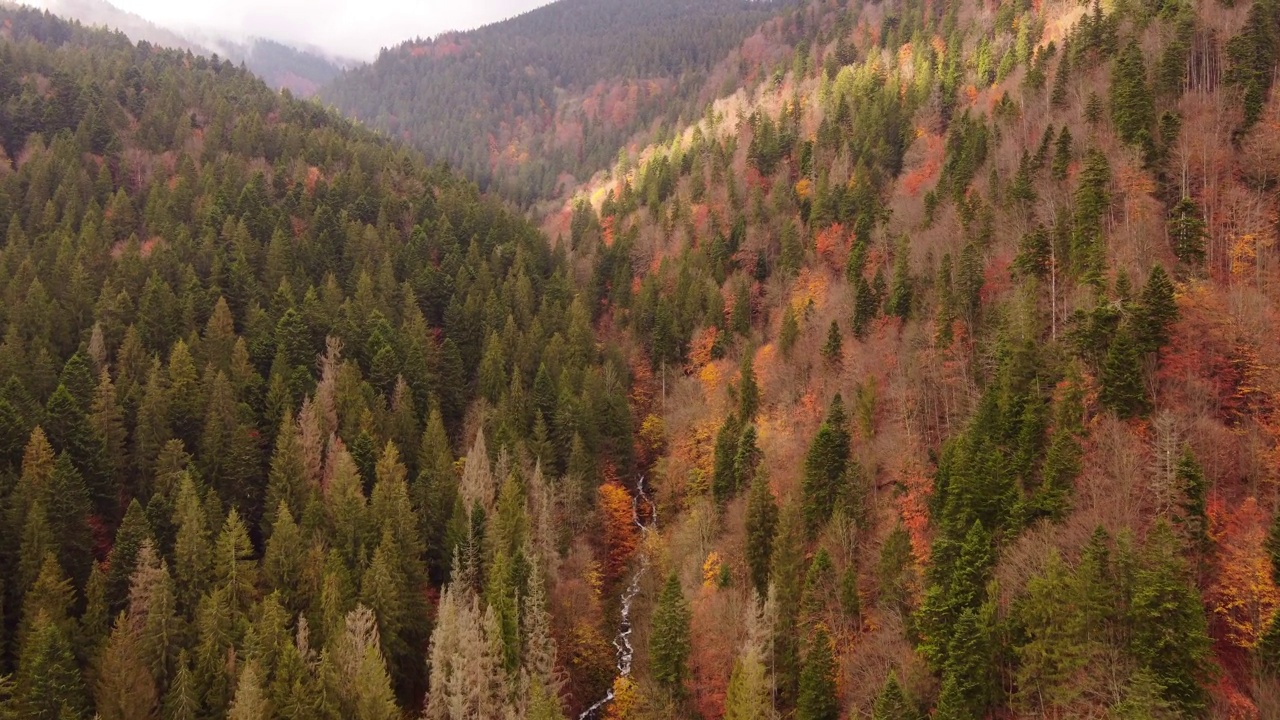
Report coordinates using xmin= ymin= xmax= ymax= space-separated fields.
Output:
xmin=821 ymin=321 xmax=843 ymax=365
xmin=1110 ymin=40 xmax=1154 ymax=146
xmin=796 ymin=623 xmax=839 ymax=720
xmin=1051 ymin=127 xmax=1072 ymax=181
xmin=872 ymin=671 xmax=915 ymax=720
xmin=1099 ymin=327 xmax=1149 ymax=418
xmin=14 ymin=614 xmax=89 ymax=720
xmin=801 ymin=395 xmax=850 ymax=536
xmin=745 ymin=470 xmax=778 ymax=599
xmin=1128 ymin=522 xmax=1212 ymax=716
xmin=1133 ymin=265 xmax=1178 ymax=355
xmin=779 ymin=305 xmax=800 ymax=359
xmin=650 ymin=572 xmax=692 ymax=696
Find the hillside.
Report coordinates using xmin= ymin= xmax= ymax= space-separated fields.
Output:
xmin=2 ymin=0 xmax=1280 ymax=718
xmin=0 ymin=5 xmax=637 ymax=719
xmin=318 ymin=0 xmax=800 ymax=207
xmin=542 ymin=0 xmax=1280 ymax=716
xmin=34 ymin=0 xmax=349 ymax=97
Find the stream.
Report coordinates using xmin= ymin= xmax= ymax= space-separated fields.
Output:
xmin=577 ymin=475 xmax=659 ymax=720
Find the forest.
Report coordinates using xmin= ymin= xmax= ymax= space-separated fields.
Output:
xmin=318 ymin=0 xmax=799 ymax=207
xmin=3 ymin=0 xmax=1280 ymax=717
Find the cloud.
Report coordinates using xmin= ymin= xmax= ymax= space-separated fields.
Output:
xmin=105 ymin=0 xmax=553 ymax=60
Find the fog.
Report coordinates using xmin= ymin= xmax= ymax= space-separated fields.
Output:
xmin=35 ymin=0 xmax=556 ymax=60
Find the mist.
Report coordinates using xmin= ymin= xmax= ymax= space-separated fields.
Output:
xmin=31 ymin=0 xmax=556 ymax=60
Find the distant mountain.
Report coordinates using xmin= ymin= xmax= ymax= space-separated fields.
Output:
xmin=34 ymin=0 xmax=351 ymax=96
xmin=319 ymin=0 xmax=800 ymax=206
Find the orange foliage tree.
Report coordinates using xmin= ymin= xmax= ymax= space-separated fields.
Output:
xmin=1208 ymin=497 xmax=1280 ymax=649
xmin=597 ymin=481 xmax=639 ymax=587
xmin=814 ymin=223 xmax=847 ymax=272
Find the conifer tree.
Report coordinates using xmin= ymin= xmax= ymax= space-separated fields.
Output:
xmin=1133 ymin=265 xmax=1177 ymax=355
xmin=821 ymin=321 xmax=842 ymax=364
xmin=872 ymin=671 xmax=915 ymax=720
xmin=107 ymin=499 xmax=154 ymax=609
xmin=95 ymin=610 xmax=159 ymax=720
xmin=1128 ymin=522 xmax=1212 ymax=715
xmin=1051 ymin=127 xmax=1073 ymax=181
xmin=713 ymin=416 xmax=744 ymax=506
xmin=650 ymin=572 xmax=692 ymax=696
xmin=14 ymin=613 xmax=88 ymax=720
xmin=1110 ymin=40 xmax=1154 ymax=146
xmin=771 ymin=502 xmax=806 ymax=707
xmin=745 ymin=470 xmax=779 ymax=599
xmin=801 ymin=395 xmax=850 ymax=536
xmin=1099 ymin=326 xmax=1149 ymax=418
xmin=796 ymin=623 xmax=839 ymax=720
xmin=779 ymin=305 xmax=800 ymax=359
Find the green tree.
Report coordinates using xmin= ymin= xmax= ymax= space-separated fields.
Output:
xmin=745 ymin=470 xmax=778 ymax=599
xmin=796 ymin=623 xmax=839 ymax=720
xmin=1128 ymin=522 xmax=1212 ymax=716
xmin=1110 ymin=40 xmax=1154 ymax=146
xmin=1099 ymin=327 xmax=1149 ymax=418
xmin=872 ymin=671 xmax=915 ymax=720
xmin=650 ymin=572 xmax=692 ymax=696
xmin=821 ymin=321 xmax=842 ymax=365
xmin=801 ymin=395 xmax=850 ymax=536
xmin=1132 ymin=265 xmax=1177 ymax=355
xmin=14 ymin=614 xmax=88 ymax=720
xmin=779 ymin=305 xmax=800 ymax=359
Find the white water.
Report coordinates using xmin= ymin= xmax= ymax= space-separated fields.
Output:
xmin=577 ymin=475 xmax=658 ymax=720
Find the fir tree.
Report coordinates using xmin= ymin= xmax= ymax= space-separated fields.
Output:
xmin=801 ymin=395 xmax=850 ymax=537
xmin=821 ymin=321 xmax=843 ymax=365
xmin=650 ymin=572 xmax=692 ymax=695
xmin=745 ymin=470 xmax=778 ymax=599
xmin=1099 ymin=326 xmax=1149 ymax=418
xmin=1128 ymin=522 xmax=1212 ymax=715
xmin=872 ymin=671 xmax=915 ymax=720
xmin=796 ymin=623 xmax=839 ymax=720
xmin=1110 ymin=40 xmax=1154 ymax=146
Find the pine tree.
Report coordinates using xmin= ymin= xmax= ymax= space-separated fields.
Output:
xmin=1128 ymin=522 xmax=1212 ymax=715
xmin=745 ymin=470 xmax=779 ymax=599
xmin=821 ymin=321 xmax=842 ymax=365
xmin=779 ymin=305 xmax=800 ymax=359
xmin=415 ymin=403 xmax=457 ymax=583
xmin=226 ymin=662 xmax=269 ymax=720
xmin=94 ymin=610 xmax=159 ymax=720
xmin=801 ymin=395 xmax=850 ymax=536
xmin=263 ymin=408 xmax=307 ymax=540
xmin=796 ymin=623 xmax=839 ymax=720
xmin=15 ymin=613 xmax=89 ymax=720
xmin=872 ymin=671 xmax=915 ymax=720
xmin=650 ymin=572 xmax=692 ymax=695
xmin=713 ymin=416 xmax=743 ymax=506
xmin=1099 ymin=327 xmax=1149 ymax=418
xmin=1051 ymin=127 xmax=1073 ymax=181
xmin=887 ymin=239 xmax=913 ymax=320
xmin=104 ymin=499 xmax=153 ymax=613
xmin=771 ymin=502 xmax=806 ymax=707
xmin=1174 ymin=446 xmax=1208 ymax=548
xmin=738 ymin=348 xmax=760 ymax=421
xmin=1110 ymin=40 xmax=1154 ymax=146
xmin=1133 ymin=265 xmax=1177 ymax=355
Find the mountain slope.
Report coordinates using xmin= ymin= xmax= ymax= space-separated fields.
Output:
xmin=318 ymin=0 xmax=800 ymax=206
xmin=0 ymin=5 xmax=636 ymax=718
xmin=543 ymin=0 xmax=1280 ymax=716
xmin=35 ymin=0 xmax=349 ymax=96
